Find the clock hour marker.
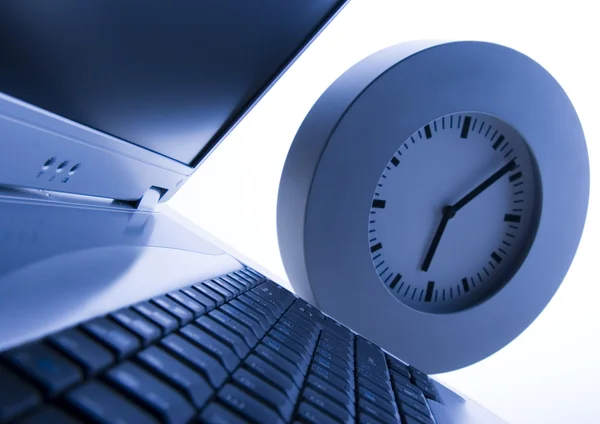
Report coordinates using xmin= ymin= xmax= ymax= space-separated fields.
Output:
xmin=425 ymin=281 xmax=435 ymax=302
xmin=461 ymin=277 xmax=470 ymax=293
xmin=509 ymin=171 xmax=522 ymax=182
xmin=461 ymin=116 xmax=472 ymax=138
xmin=370 ymin=243 xmax=382 ymax=253
xmin=391 ymin=156 xmax=400 ymax=166
xmin=424 ymin=124 xmax=432 ymax=139
xmin=492 ymin=135 xmax=505 ymax=150
xmin=390 ymin=273 xmax=402 ymax=289
xmin=491 ymin=251 xmax=502 ymax=263
xmin=372 ymin=199 xmax=386 ymax=209
xmin=504 ymin=213 xmax=521 ymax=223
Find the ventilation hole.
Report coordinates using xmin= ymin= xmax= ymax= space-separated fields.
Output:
xmin=61 ymin=178 xmax=69 ymax=183
xmin=56 ymin=161 xmax=69 ymax=173
xmin=42 ymin=157 xmax=56 ymax=170
xmin=68 ymin=164 xmax=81 ymax=175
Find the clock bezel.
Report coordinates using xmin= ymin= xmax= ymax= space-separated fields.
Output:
xmin=277 ymin=40 xmax=589 ymax=373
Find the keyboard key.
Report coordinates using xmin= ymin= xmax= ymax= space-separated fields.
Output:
xmin=302 ymin=387 xmax=352 ymax=423
xmin=409 ymin=366 xmax=430 ymax=383
xmin=137 ymin=346 xmax=212 ymax=409
xmin=196 ymin=316 xmax=250 ymax=358
xmin=134 ymin=302 xmax=178 ymax=334
xmin=314 ymin=355 xmax=353 ymax=381
xmin=47 ymin=328 xmax=114 ymax=376
xmin=238 ymin=295 xmax=277 ymax=324
xmin=233 ymin=271 xmax=256 ymax=286
xmin=106 ymin=361 xmax=195 ymax=424
xmin=16 ymin=406 xmax=81 ymax=424
xmin=209 ymin=310 xmax=258 ymax=347
xmin=357 ymin=337 xmax=388 ymax=373
xmin=81 ymin=318 xmax=141 ymax=359
xmin=358 ymin=377 xmax=394 ymax=402
xmin=204 ymin=280 xmax=235 ymax=301
xmin=249 ymin=288 xmax=284 ymax=314
xmin=110 ymin=309 xmax=161 ymax=346
xmin=193 ymin=284 xmax=226 ymax=306
xmin=161 ymin=334 xmax=227 ymax=387
xmin=212 ymin=278 xmax=240 ymax=296
xmin=220 ymin=304 xmax=265 ymax=339
xmin=359 ymin=399 xmax=398 ymax=424
xmin=218 ymin=275 xmax=246 ymax=292
xmin=269 ymin=330 xmax=310 ymax=356
xmin=244 ymin=291 xmax=281 ymax=318
xmin=359 ymin=392 xmax=398 ymax=418
xmin=200 ymin=402 xmax=247 ymax=424
xmin=397 ymin=392 xmax=431 ymax=417
xmin=262 ymin=337 xmax=310 ymax=371
xmin=414 ymin=379 xmax=439 ymax=401
xmin=181 ymin=287 xmax=216 ymax=312
xmin=387 ymin=356 xmax=410 ymax=379
xmin=306 ymin=374 xmax=353 ymax=414
xmin=0 ymin=366 xmax=41 ymax=421
xmin=3 ymin=343 xmax=82 ymax=396
xmin=229 ymin=299 xmax=271 ymax=331
xmin=66 ymin=380 xmax=158 ymax=424
xmin=311 ymin=365 xmax=354 ymax=394
xmin=402 ymin=405 xmax=435 ymax=424
xmin=395 ymin=385 xmax=427 ymax=406
xmin=254 ymin=344 xmax=304 ymax=387
xmin=244 ymin=355 xmax=299 ymax=401
xmin=218 ymin=384 xmax=284 ymax=424
xmin=167 ymin=291 xmax=206 ymax=318
xmin=358 ymin=411 xmax=396 ymax=424
xmin=296 ymin=401 xmax=339 ymax=424
xmin=253 ymin=282 xmax=295 ymax=310
xmin=232 ymin=368 xmax=293 ymax=421
xmin=180 ymin=324 xmax=239 ymax=372
xmin=152 ymin=296 xmax=193 ymax=325
xmin=229 ymin=272 xmax=254 ymax=289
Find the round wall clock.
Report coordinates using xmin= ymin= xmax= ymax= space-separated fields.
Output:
xmin=277 ymin=41 xmax=589 ymax=373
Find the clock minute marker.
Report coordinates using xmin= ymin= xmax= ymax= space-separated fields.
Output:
xmin=462 ymin=278 xmax=470 ymax=293
xmin=504 ymin=214 xmax=521 ymax=223
xmin=491 ymin=252 xmax=502 ymax=263
xmin=461 ymin=116 xmax=472 ymax=138
xmin=424 ymin=124 xmax=432 ymax=139
xmin=389 ymin=274 xmax=402 ymax=289
xmin=492 ymin=135 xmax=505 ymax=150
xmin=425 ymin=281 xmax=435 ymax=302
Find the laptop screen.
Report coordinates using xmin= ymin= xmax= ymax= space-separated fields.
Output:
xmin=0 ymin=1 xmax=345 ymax=166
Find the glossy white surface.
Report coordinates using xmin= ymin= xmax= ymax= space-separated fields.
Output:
xmin=168 ymin=1 xmax=599 ymax=422
xmin=0 ymin=193 xmax=242 ymax=352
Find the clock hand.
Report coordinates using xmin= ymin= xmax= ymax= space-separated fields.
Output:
xmin=451 ymin=160 xmax=516 ymax=213
xmin=421 ymin=160 xmax=516 ymax=272
xmin=421 ymin=205 xmax=455 ymax=272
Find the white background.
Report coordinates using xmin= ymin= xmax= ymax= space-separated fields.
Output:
xmin=169 ymin=1 xmax=599 ymax=422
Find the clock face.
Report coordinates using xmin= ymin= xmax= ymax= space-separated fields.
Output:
xmin=368 ymin=112 xmax=541 ymax=313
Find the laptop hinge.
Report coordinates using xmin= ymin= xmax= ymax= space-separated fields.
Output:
xmin=135 ymin=186 xmax=162 ymax=211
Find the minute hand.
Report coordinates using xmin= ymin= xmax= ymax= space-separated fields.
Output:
xmin=451 ymin=160 xmax=516 ymax=213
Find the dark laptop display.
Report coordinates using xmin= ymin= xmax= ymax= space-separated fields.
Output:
xmin=0 ymin=1 xmax=345 ymax=166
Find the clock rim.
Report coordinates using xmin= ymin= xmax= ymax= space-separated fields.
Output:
xmin=277 ymin=40 xmax=589 ymax=372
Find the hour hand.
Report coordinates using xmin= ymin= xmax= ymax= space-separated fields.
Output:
xmin=421 ymin=205 xmax=454 ymax=272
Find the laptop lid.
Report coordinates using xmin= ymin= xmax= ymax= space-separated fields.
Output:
xmin=0 ymin=1 xmax=348 ymax=207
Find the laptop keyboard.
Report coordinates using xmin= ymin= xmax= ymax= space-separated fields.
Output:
xmin=0 ymin=268 xmax=440 ymax=424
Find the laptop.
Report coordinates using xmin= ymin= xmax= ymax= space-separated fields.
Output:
xmin=0 ymin=2 xmax=506 ymax=423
